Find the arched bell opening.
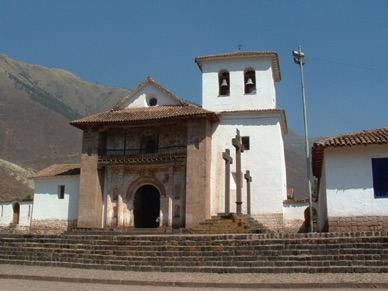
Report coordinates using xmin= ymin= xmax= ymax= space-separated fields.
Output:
xmin=218 ymin=70 xmax=230 ymax=96
xmin=244 ymin=68 xmax=256 ymax=94
xmin=134 ymin=185 xmax=160 ymax=228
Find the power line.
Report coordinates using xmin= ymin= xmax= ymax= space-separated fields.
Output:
xmin=311 ymin=57 xmax=388 ymax=74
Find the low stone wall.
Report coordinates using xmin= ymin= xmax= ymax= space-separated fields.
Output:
xmin=0 ymin=225 xmax=30 ymax=234
xmin=329 ymin=216 xmax=388 ymax=232
xmin=283 ymin=219 xmax=306 ymax=233
xmin=31 ymin=219 xmax=77 ymax=234
xmin=252 ymin=213 xmax=284 ymax=231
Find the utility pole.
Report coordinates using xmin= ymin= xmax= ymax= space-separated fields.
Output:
xmin=292 ymin=46 xmax=314 ymax=232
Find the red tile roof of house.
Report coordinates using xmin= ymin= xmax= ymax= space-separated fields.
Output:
xmin=195 ymin=51 xmax=281 ymax=82
xmin=312 ymin=128 xmax=388 ymax=178
xmin=31 ymin=164 xmax=80 ymax=179
xmin=70 ymin=105 xmax=219 ymax=129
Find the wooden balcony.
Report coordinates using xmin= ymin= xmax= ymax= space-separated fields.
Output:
xmin=98 ymin=146 xmax=187 ymax=164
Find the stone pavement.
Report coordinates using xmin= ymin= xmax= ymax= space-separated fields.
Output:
xmin=0 ymin=264 xmax=388 ymax=289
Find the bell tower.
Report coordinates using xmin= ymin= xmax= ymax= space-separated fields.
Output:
xmin=195 ymin=52 xmax=281 ymax=112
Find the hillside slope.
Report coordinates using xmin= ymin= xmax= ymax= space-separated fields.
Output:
xmin=0 ymin=159 xmax=34 ymax=202
xmin=0 ymin=54 xmax=131 ymax=170
xmin=0 ymin=54 xmax=130 ymax=118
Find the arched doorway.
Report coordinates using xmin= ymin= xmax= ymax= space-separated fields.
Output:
xmin=134 ymin=185 xmax=160 ymax=228
xmin=12 ymin=202 xmax=20 ymax=225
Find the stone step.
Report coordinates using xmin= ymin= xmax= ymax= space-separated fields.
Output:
xmin=0 ymin=258 xmax=386 ymax=274
xmin=0 ymin=245 xmax=384 ymax=259
xmin=0 ymin=236 xmax=387 ymax=248
xmin=1 ymin=239 xmax=384 ymax=250
xmin=0 ymin=252 xmax=385 ymax=269
xmin=1 ymin=234 xmax=386 ymax=246
xmin=0 ymin=231 xmax=386 ymax=273
xmin=1 ymin=249 xmax=385 ymax=266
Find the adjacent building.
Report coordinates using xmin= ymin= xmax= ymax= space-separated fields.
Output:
xmin=312 ymin=128 xmax=388 ymax=232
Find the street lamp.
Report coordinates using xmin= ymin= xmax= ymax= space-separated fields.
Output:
xmin=292 ymin=46 xmax=314 ymax=233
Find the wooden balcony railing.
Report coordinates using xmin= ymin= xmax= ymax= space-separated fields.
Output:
xmin=98 ymin=146 xmax=187 ymax=164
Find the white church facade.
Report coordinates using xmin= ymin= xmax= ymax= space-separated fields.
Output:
xmin=30 ymin=51 xmax=305 ymax=233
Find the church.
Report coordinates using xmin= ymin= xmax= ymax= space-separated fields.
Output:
xmin=31 ymin=51 xmax=302 ymax=233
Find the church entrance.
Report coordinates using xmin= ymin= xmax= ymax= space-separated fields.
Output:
xmin=134 ymin=185 xmax=160 ymax=228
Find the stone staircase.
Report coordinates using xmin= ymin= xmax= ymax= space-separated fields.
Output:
xmin=0 ymin=231 xmax=387 ymax=273
xmin=189 ymin=213 xmax=270 ymax=234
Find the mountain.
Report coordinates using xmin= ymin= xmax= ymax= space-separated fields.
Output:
xmin=0 ymin=54 xmax=313 ymax=201
xmin=0 ymin=159 xmax=34 ymax=202
xmin=0 ymin=54 xmax=131 ymax=170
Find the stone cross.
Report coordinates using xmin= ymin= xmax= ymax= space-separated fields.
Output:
xmin=222 ymin=148 xmax=233 ymax=214
xmin=244 ymin=170 xmax=252 ymax=215
xmin=232 ymin=129 xmax=244 ymax=214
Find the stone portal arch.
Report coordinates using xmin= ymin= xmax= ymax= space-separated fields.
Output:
xmin=125 ymin=177 xmax=167 ymax=201
xmin=133 ymin=185 xmax=160 ymax=228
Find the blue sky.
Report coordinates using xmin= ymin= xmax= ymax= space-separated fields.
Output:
xmin=1 ymin=0 xmax=387 ymax=137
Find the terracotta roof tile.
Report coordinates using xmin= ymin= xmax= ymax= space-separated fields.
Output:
xmin=195 ymin=51 xmax=281 ymax=82
xmin=31 ymin=164 xmax=80 ymax=179
xmin=312 ymin=128 xmax=388 ymax=178
xmin=314 ymin=128 xmax=388 ymax=147
xmin=70 ymin=105 xmax=219 ymax=129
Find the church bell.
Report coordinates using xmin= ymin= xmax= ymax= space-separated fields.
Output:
xmin=246 ymin=78 xmax=254 ymax=86
xmin=220 ymin=79 xmax=228 ymax=87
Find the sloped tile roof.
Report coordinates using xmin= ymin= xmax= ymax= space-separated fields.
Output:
xmin=31 ymin=164 xmax=80 ymax=179
xmin=312 ymin=128 xmax=388 ymax=178
xmin=70 ymin=105 xmax=219 ymax=129
xmin=195 ymin=51 xmax=281 ymax=82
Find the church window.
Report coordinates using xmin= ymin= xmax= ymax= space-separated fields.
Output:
xmin=218 ymin=71 xmax=230 ymax=96
xmin=149 ymin=98 xmax=157 ymax=106
xmin=58 ymin=185 xmax=65 ymax=199
xmin=147 ymin=94 xmax=158 ymax=106
xmin=244 ymin=69 xmax=256 ymax=94
xmin=372 ymin=158 xmax=388 ymax=198
xmin=242 ymin=136 xmax=250 ymax=150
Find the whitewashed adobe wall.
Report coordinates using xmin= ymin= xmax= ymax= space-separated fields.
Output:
xmin=209 ymin=111 xmax=288 ymax=229
xmin=121 ymin=84 xmax=181 ymax=108
xmin=283 ymin=201 xmax=309 ymax=232
xmin=0 ymin=201 xmax=32 ymax=227
xmin=199 ymin=54 xmax=287 ymax=230
xmin=201 ymin=58 xmax=276 ymax=112
xmin=317 ymin=144 xmax=388 ymax=231
xmin=32 ymin=176 xmax=79 ymax=231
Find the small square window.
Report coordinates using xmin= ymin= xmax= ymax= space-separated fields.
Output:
xmin=58 ymin=185 xmax=65 ymax=199
xmin=372 ymin=158 xmax=388 ymax=198
xmin=241 ymin=136 xmax=250 ymax=151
